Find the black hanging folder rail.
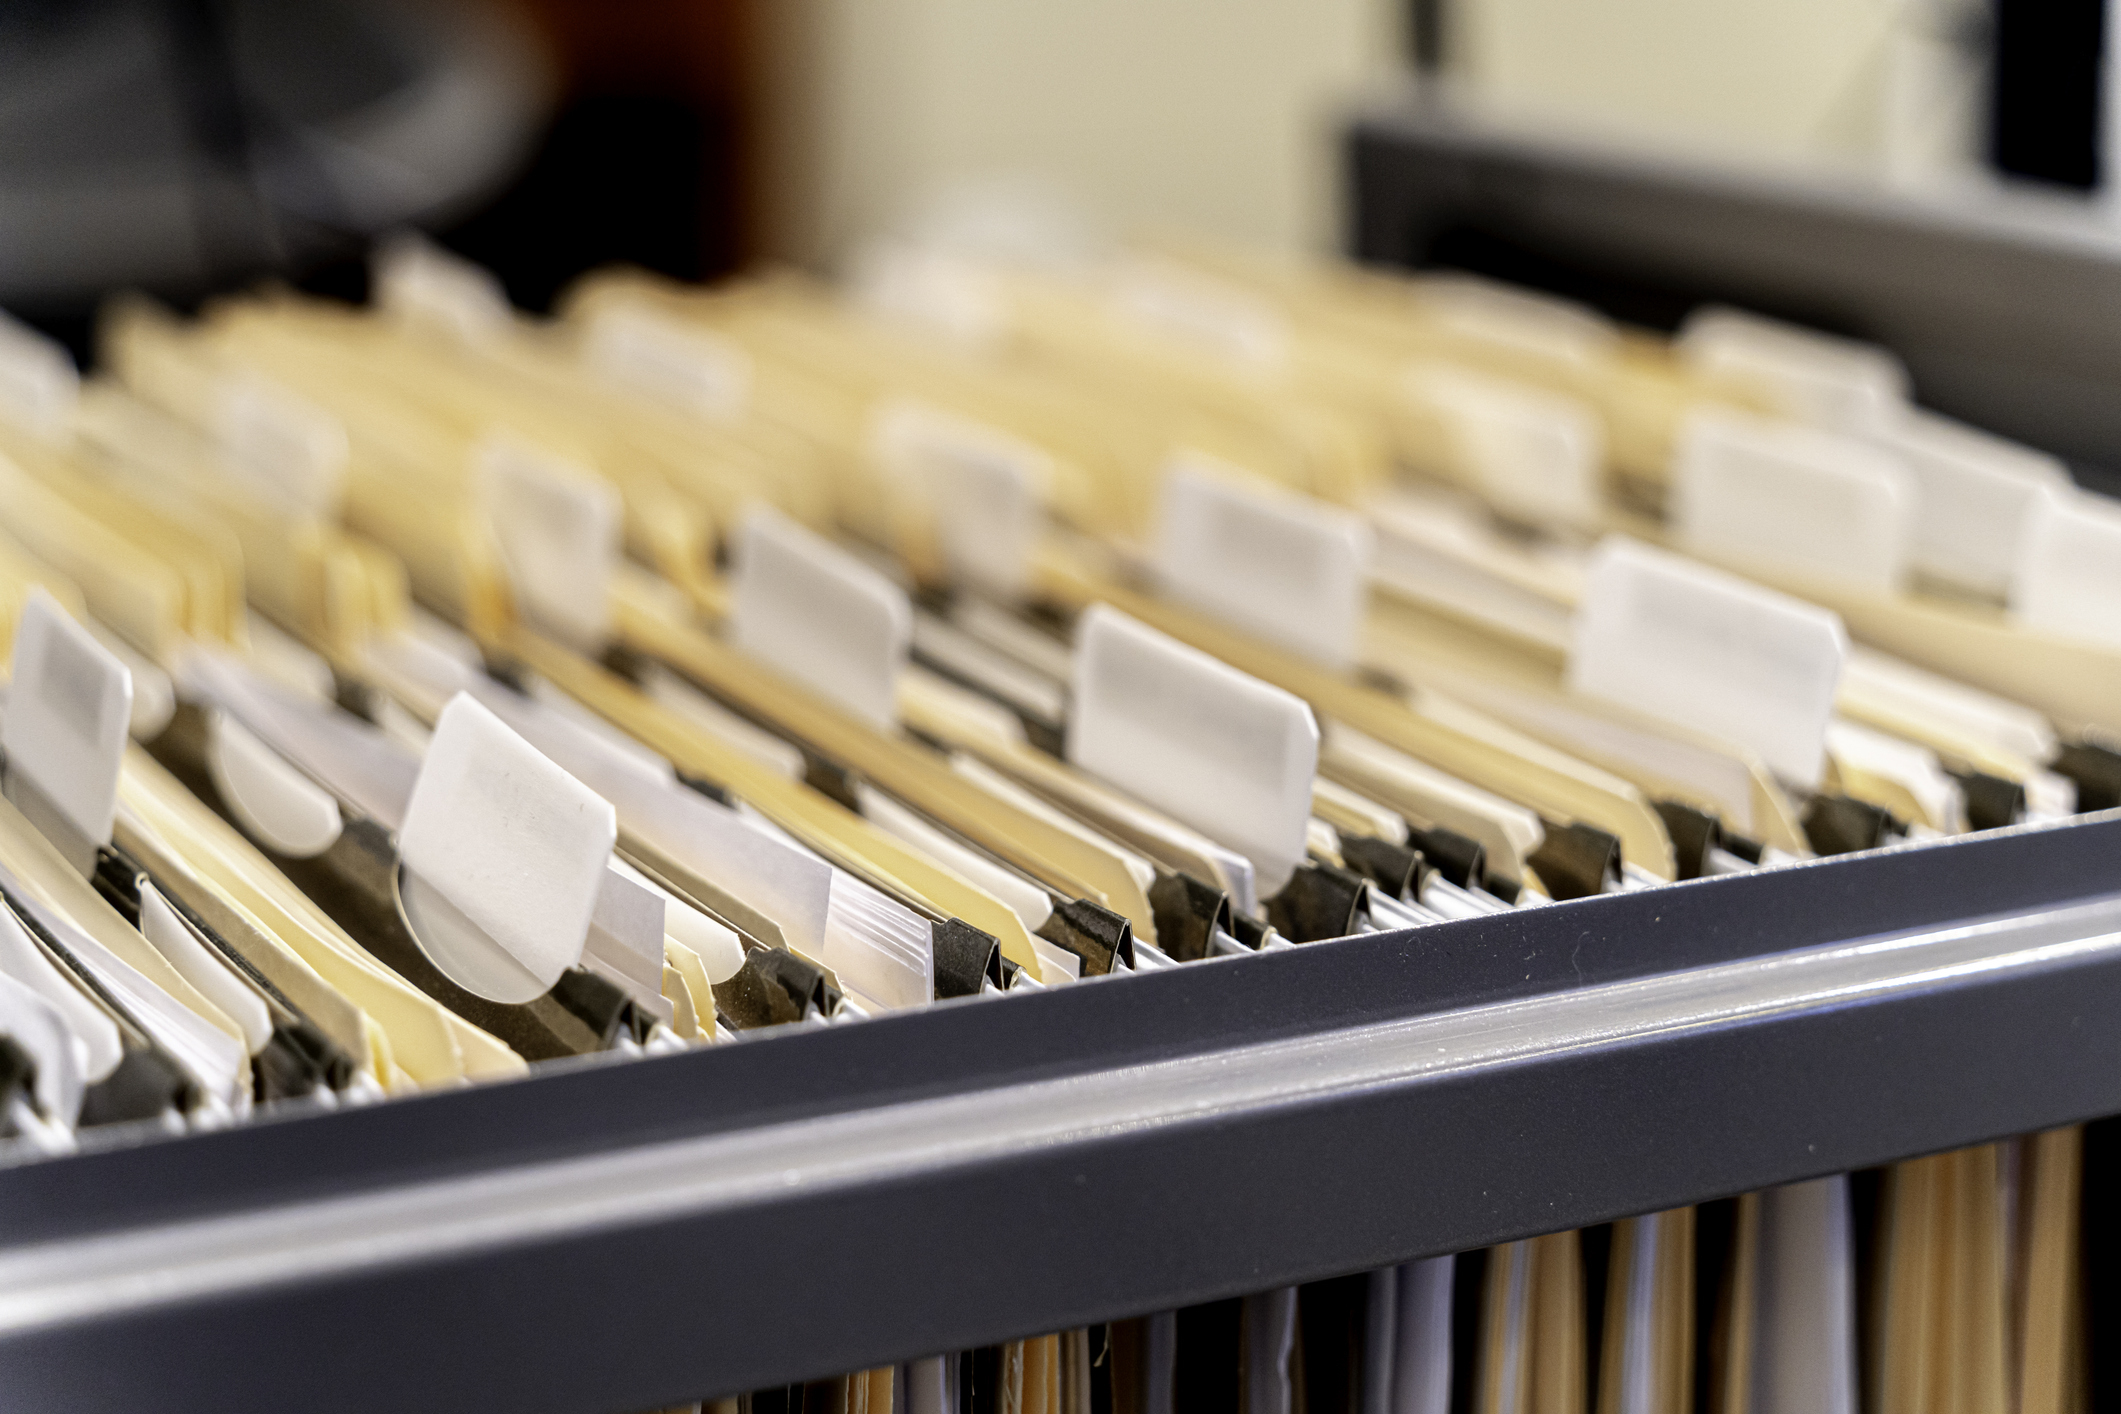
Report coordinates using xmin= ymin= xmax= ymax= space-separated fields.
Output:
xmin=4 ymin=812 xmax=2121 ymax=1414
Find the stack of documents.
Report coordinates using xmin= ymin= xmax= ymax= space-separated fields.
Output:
xmin=0 ymin=229 xmax=2108 ymax=1412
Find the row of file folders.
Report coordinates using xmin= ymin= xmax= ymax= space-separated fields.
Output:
xmin=642 ymin=1140 xmax=2121 ymax=1414
xmin=1 ymin=227 xmax=2120 ymax=1411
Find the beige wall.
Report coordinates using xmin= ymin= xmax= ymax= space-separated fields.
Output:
xmin=753 ymin=0 xmax=1404 ymax=266
xmin=751 ymin=0 xmax=1983 ymax=270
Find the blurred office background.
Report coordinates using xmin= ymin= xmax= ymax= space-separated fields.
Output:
xmin=0 ymin=0 xmax=2111 ymax=319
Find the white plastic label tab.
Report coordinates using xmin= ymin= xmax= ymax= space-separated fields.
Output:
xmin=730 ymin=507 xmax=912 ymax=727
xmin=0 ymin=310 xmax=79 ymax=438
xmin=1886 ymin=411 xmax=2070 ymax=599
xmin=1069 ymin=604 xmax=1319 ymax=897
xmin=1568 ymin=538 xmax=1847 ymax=788
xmin=872 ymin=399 xmax=1050 ymax=597
xmin=139 ymin=884 xmax=274 ymax=1054
xmin=1155 ymin=455 xmax=1372 ymax=670
xmin=582 ymin=306 xmax=753 ymax=420
xmin=2012 ymin=487 xmax=2121 ymax=650
xmin=849 ymin=240 xmax=1008 ymax=349
xmin=398 ymin=693 xmax=618 ymax=1004
xmin=205 ymin=711 xmax=345 ymax=859
xmin=583 ymin=863 xmax=670 ymax=1015
xmin=1403 ymin=362 xmax=1602 ymax=528
xmin=0 ymin=969 xmax=82 ymax=1127
xmin=1672 ymin=409 xmax=1914 ymax=594
xmin=478 ymin=437 xmax=620 ymax=650
xmin=3 ymin=589 xmax=131 ymax=855
xmin=372 ymin=232 xmax=511 ymax=344
xmin=1419 ymin=273 xmax=1618 ymax=370
xmin=1825 ymin=719 xmax=1961 ymax=834
xmin=0 ymin=904 xmax=121 ymax=1083
xmin=214 ymin=373 xmax=349 ymax=517
xmin=1110 ymin=258 xmax=1289 ymax=370
xmin=1677 ymin=306 xmax=1909 ymax=434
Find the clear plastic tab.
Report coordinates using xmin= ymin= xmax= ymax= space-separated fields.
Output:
xmin=1420 ymin=272 xmax=1618 ymax=369
xmin=1155 ymin=455 xmax=1372 ymax=670
xmin=583 ymin=305 xmax=753 ymax=420
xmin=204 ymin=710 xmax=345 ymax=860
xmin=372 ymin=232 xmax=512 ymax=344
xmin=729 ymin=507 xmax=911 ymax=728
xmin=213 ymin=372 xmax=349 ymax=518
xmin=1884 ymin=411 xmax=2069 ymax=599
xmin=3 ymin=590 xmax=131 ymax=860
xmin=584 ymin=863 xmax=671 ymax=1019
xmin=0 ymin=904 xmax=120 ymax=1083
xmin=849 ymin=240 xmax=1008 ymax=350
xmin=397 ymin=694 xmax=618 ymax=1004
xmin=1673 ymin=408 xmax=1913 ymax=594
xmin=1069 ymin=604 xmax=1318 ymax=897
xmin=1403 ymin=362 xmax=1602 ymax=529
xmin=1569 ymin=538 xmax=1847 ymax=788
xmin=2013 ymin=487 xmax=2121 ymax=650
xmin=1110 ymin=257 xmax=1289 ymax=370
xmin=1678 ymin=305 xmax=1909 ymax=434
xmin=478 ymin=437 xmax=620 ymax=650
xmin=0 ymin=970 xmax=82 ymax=1128
xmin=873 ymin=399 xmax=1050 ymax=598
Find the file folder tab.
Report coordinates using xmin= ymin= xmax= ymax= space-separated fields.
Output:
xmin=1672 ymin=409 xmax=1913 ymax=594
xmin=373 ymin=232 xmax=512 ymax=343
xmin=1568 ymin=539 xmax=1845 ymax=788
xmin=1156 ymin=456 xmax=1372 ymax=670
xmin=1069 ymin=605 xmax=1318 ymax=896
xmin=730 ymin=507 xmax=912 ymax=728
xmin=849 ymin=239 xmax=1007 ymax=349
xmin=1111 ymin=258 xmax=1289 ymax=370
xmin=203 ymin=712 xmax=345 ymax=860
xmin=398 ymin=693 xmax=618 ymax=1003
xmin=3 ymin=590 xmax=131 ymax=874
xmin=479 ymin=438 xmax=621 ymax=651
xmin=1423 ymin=273 xmax=1617 ymax=369
xmin=0 ymin=969 xmax=82 ymax=1127
xmin=1884 ymin=411 xmax=2067 ymax=599
xmin=1677 ymin=305 xmax=1909 ymax=434
xmin=584 ymin=306 xmax=754 ymax=421
xmin=1403 ymin=362 xmax=1602 ymax=530
xmin=2012 ymin=488 xmax=2121 ymax=651
xmin=213 ymin=373 xmax=349 ymax=518
xmin=874 ymin=399 xmax=1050 ymax=598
